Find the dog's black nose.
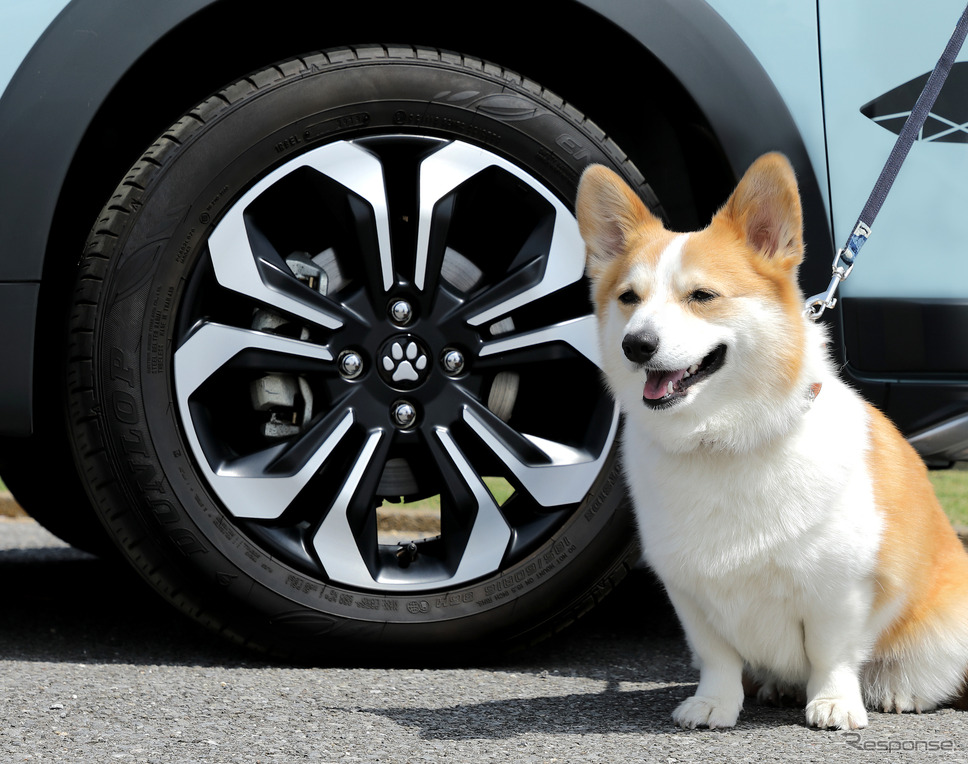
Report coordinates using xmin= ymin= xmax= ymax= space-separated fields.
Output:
xmin=622 ymin=332 xmax=659 ymax=364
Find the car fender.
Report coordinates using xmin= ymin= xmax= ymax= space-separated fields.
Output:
xmin=0 ymin=0 xmax=829 ymax=435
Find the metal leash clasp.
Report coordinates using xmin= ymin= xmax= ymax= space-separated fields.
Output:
xmin=803 ymin=249 xmax=853 ymax=320
xmin=803 ymin=222 xmax=869 ymax=321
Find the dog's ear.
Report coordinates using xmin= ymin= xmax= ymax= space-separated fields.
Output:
xmin=719 ymin=153 xmax=804 ymax=270
xmin=576 ymin=165 xmax=661 ymax=279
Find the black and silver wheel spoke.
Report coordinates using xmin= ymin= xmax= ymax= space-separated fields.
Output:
xmin=174 ymin=322 xmax=354 ymax=520
xmin=478 ymin=315 xmax=603 ymax=368
xmin=312 ymin=428 xmax=391 ymax=584
xmin=207 ymin=140 xmax=396 ymax=328
xmin=427 ymin=427 xmax=513 ymax=582
xmin=413 ymin=140 xmax=589 ymax=328
xmin=459 ymin=403 xmax=619 ymax=509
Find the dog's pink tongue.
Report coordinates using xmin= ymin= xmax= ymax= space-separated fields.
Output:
xmin=644 ymin=369 xmax=687 ymax=400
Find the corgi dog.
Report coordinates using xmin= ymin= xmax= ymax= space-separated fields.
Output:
xmin=576 ymin=153 xmax=968 ymax=731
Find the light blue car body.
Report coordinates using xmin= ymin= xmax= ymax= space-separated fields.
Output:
xmin=711 ymin=0 xmax=968 ymax=301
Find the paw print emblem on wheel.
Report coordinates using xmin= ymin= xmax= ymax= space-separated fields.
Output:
xmin=378 ymin=335 xmax=430 ymax=389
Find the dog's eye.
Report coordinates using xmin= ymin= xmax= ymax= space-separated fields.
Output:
xmin=688 ymin=288 xmax=718 ymax=304
xmin=618 ymin=289 xmax=640 ymax=305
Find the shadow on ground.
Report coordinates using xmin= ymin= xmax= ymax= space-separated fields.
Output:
xmin=0 ymin=524 xmax=678 ymax=670
xmin=0 ymin=525 xmax=818 ymax=736
xmin=0 ymin=537 xmax=251 ymax=666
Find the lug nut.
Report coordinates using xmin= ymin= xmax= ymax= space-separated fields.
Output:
xmin=441 ymin=348 xmax=465 ymax=376
xmin=389 ymin=299 xmax=413 ymax=326
xmin=338 ymin=350 xmax=363 ymax=379
xmin=391 ymin=400 xmax=418 ymax=429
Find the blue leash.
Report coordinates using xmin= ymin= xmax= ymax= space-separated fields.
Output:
xmin=805 ymin=2 xmax=968 ymax=320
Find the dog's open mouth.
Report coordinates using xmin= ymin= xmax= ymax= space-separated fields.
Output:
xmin=642 ymin=344 xmax=727 ymax=409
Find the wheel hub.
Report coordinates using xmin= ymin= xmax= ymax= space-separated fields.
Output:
xmin=377 ymin=333 xmax=432 ymax=390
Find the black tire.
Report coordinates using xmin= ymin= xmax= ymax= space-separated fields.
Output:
xmin=66 ymin=46 xmax=657 ymax=658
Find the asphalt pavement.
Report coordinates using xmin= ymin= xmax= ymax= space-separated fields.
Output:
xmin=2 ymin=516 xmax=967 ymax=763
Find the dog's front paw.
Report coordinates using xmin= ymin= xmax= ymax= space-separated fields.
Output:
xmin=673 ymin=695 xmax=741 ymax=729
xmin=805 ymin=697 xmax=868 ymax=730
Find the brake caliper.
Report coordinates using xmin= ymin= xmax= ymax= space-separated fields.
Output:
xmin=248 ymin=251 xmax=333 ymax=440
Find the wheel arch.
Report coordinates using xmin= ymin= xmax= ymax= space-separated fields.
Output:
xmin=0 ymin=0 xmax=829 ymax=438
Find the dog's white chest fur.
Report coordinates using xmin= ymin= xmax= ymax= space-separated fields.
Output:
xmin=623 ymin=376 xmax=882 ymax=683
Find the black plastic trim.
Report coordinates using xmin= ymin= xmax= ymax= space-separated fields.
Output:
xmin=0 ymin=0 xmax=213 ymax=283
xmin=842 ymin=297 xmax=968 ymax=375
xmin=0 ymin=283 xmax=38 ymax=434
xmin=841 ymin=298 xmax=968 ymax=439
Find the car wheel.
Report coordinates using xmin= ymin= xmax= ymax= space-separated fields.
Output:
xmin=66 ymin=46 xmax=657 ymax=657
